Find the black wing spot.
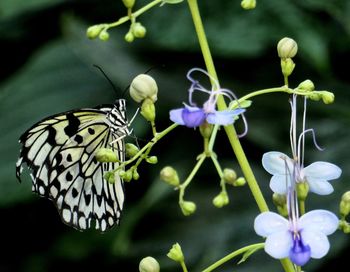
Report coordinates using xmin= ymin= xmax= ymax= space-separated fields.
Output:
xmin=64 ymin=113 xmax=80 ymax=137
xmin=56 ymin=153 xmax=63 ymax=165
xmin=74 ymin=135 xmax=83 ymax=144
xmin=84 ymin=194 xmax=91 ymax=206
xmin=66 ymin=153 xmax=72 ymax=162
xmin=66 ymin=171 xmax=73 ymax=181
xmin=88 ymin=128 xmax=95 ymax=135
xmin=72 ymin=188 xmax=79 ymax=198
xmin=47 ymin=126 xmax=57 ymax=145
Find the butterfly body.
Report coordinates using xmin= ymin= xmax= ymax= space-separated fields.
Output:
xmin=16 ymin=99 xmax=130 ymax=231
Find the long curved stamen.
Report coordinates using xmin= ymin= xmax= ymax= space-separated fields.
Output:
xmin=237 ymin=113 xmax=249 ymax=138
xmin=186 ymin=67 xmax=221 ymax=91
xmin=289 ymin=95 xmax=298 ymax=160
xmin=297 ymin=129 xmax=324 ymax=163
xmin=301 ymin=96 xmax=307 ymax=167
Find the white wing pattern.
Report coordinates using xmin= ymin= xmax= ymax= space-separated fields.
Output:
xmin=16 ymin=99 xmax=130 ymax=231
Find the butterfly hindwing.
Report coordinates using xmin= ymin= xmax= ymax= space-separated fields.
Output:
xmin=16 ymin=100 xmax=129 ymax=231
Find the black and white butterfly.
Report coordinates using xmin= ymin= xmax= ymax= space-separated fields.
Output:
xmin=16 ymin=99 xmax=131 ymax=231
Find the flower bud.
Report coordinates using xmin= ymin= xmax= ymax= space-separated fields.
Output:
xmin=280 ymin=58 xmax=295 ymax=78
xmin=86 ymin=24 xmax=105 ymax=39
xmin=297 ymin=79 xmax=315 ymax=92
xmin=241 ymin=0 xmax=256 ymax=10
xmin=130 ymin=74 xmax=158 ymax=103
xmin=125 ymin=31 xmax=135 ymax=43
xmin=180 ymin=201 xmax=196 ymax=216
xmin=233 ymin=177 xmax=246 ymax=187
xmin=307 ymin=92 xmax=322 ymax=102
xmin=319 ymin=91 xmax=335 ymax=104
xmin=122 ymin=169 xmax=133 ymax=182
xmin=160 ymin=166 xmax=180 ymax=186
xmin=99 ymin=30 xmax=110 ymax=41
xmin=139 ymin=256 xmax=160 ymax=272
xmin=340 ymin=191 xmax=350 ymax=218
xmin=167 ymin=243 xmax=184 ymax=263
xmin=132 ymin=22 xmax=147 ymax=38
xmin=133 ymin=169 xmax=140 ymax=180
xmin=277 ymin=37 xmax=298 ymax=59
xmin=126 ymin=143 xmax=140 ymax=158
xmin=223 ymin=168 xmax=237 ymax=185
xmin=296 ymin=181 xmax=309 ymax=201
xmin=272 ymin=193 xmax=288 ymax=217
xmin=104 ymin=171 xmax=115 ymax=184
xmin=141 ymin=98 xmax=156 ymax=122
xmin=146 ymin=155 xmax=158 ymax=164
xmin=212 ymin=191 xmax=229 ymax=208
xmin=95 ymin=148 xmax=119 ymax=162
xmin=199 ymin=122 xmax=213 ymax=139
xmin=122 ymin=0 xmax=135 ymax=9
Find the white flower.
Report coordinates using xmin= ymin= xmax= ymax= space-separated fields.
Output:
xmin=262 ymin=151 xmax=341 ymax=195
xmin=254 ymin=210 xmax=338 ymax=266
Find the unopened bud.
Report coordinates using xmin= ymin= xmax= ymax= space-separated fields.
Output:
xmin=307 ymin=92 xmax=322 ymax=102
xmin=141 ymin=98 xmax=156 ymax=122
xmin=272 ymin=193 xmax=288 ymax=217
xmin=199 ymin=122 xmax=213 ymax=139
xmin=241 ymin=0 xmax=256 ymax=10
xmin=180 ymin=201 xmax=196 ymax=216
xmin=340 ymin=191 xmax=350 ymax=218
xmin=146 ymin=155 xmax=158 ymax=164
xmin=104 ymin=171 xmax=115 ymax=184
xmin=122 ymin=0 xmax=135 ymax=9
xmin=167 ymin=243 xmax=184 ymax=263
xmin=133 ymin=169 xmax=140 ymax=180
xmin=122 ymin=169 xmax=133 ymax=182
xmin=130 ymin=74 xmax=158 ymax=103
xmin=139 ymin=256 xmax=160 ymax=272
xmin=233 ymin=177 xmax=246 ymax=187
xmin=132 ymin=22 xmax=147 ymax=38
xmin=296 ymin=181 xmax=309 ymax=201
xmin=126 ymin=143 xmax=140 ymax=158
xmin=125 ymin=31 xmax=135 ymax=43
xmin=298 ymin=79 xmax=315 ymax=92
xmin=280 ymin=58 xmax=295 ymax=78
xmin=223 ymin=168 xmax=237 ymax=185
xmin=99 ymin=30 xmax=110 ymax=41
xmin=277 ymin=37 xmax=298 ymax=59
xmin=95 ymin=148 xmax=119 ymax=162
xmin=320 ymin=91 xmax=335 ymax=104
xmin=212 ymin=191 xmax=229 ymax=208
xmin=160 ymin=166 xmax=180 ymax=186
xmin=86 ymin=24 xmax=105 ymax=39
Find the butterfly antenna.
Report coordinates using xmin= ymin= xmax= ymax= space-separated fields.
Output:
xmin=93 ymin=64 xmax=121 ymax=95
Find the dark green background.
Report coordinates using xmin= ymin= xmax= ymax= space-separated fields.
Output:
xmin=1 ymin=0 xmax=349 ymax=271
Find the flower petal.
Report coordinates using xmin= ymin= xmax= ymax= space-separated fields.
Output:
xmin=270 ymin=174 xmax=290 ymax=194
xmin=299 ymin=210 xmax=338 ymax=235
xmin=307 ymin=177 xmax=334 ymax=195
xmin=206 ymin=108 xmax=244 ymax=125
xmin=254 ymin=212 xmax=289 ymax=237
xmin=182 ymin=107 xmax=206 ymax=128
xmin=300 ymin=230 xmax=330 ymax=259
xmin=262 ymin=152 xmax=294 ymax=175
xmin=303 ymin=162 xmax=342 ymax=180
xmin=265 ymin=231 xmax=292 ymax=259
xmin=169 ymin=108 xmax=185 ymax=125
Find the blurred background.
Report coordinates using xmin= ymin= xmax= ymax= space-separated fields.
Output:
xmin=1 ymin=0 xmax=350 ymax=271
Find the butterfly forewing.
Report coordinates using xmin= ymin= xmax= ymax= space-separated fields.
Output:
xmin=16 ymin=99 xmax=129 ymax=231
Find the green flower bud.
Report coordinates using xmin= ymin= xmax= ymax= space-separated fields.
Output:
xmin=320 ymin=91 xmax=335 ymax=104
xmin=122 ymin=0 xmax=135 ymax=9
xmin=167 ymin=243 xmax=184 ymax=263
xmin=223 ymin=168 xmax=237 ymax=185
xmin=125 ymin=31 xmax=135 ymax=43
xmin=141 ymin=98 xmax=156 ymax=122
xmin=160 ymin=166 xmax=180 ymax=186
xmin=99 ymin=30 xmax=109 ymax=41
xmin=340 ymin=191 xmax=350 ymax=218
xmin=233 ymin=177 xmax=246 ymax=187
xmin=280 ymin=58 xmax=295 ymax=78
xmin=95 ymin=148 xmax=119 ymax=162
xmin=146 ymin=155 xmax=158 ymax=164
xmin=272 ymin=193 xmax=288 ymax=217
xmin=296 ymin=181 xmax=309 ymax=201
xmin=342 ymin=223 xmax=350 ymax=234
xmin=199 ymin=122 xmax=213 ymax=139
xmin=212 ymin=191 xmax=229 ymax=208
xmin=125 ymin=143 xmax=140 ymax=158
xmin=297 ymin=79 xmax=315 ymax=92
xmin=241 ymin=0 xmax=256 ymax=10
xmin=139 ymin=256 xmax=160 ymax=272
xmin=180 ymin=201 xmax=196 ymax=216
xmin=123 ymin=169 xmax=133 ymax=182
xmin=133 ymin=169 xmax=140 ymax=180
xmin=132 ymin=22 xmax=147 ymax=38
xmin=104 ymin=171 xmax=115 ymax=184
xmin=307 ymin=92 xmax=322 ymax=102
xmin=86 ymin=24 xmax=105 ymax=39
xmin=277 ymin=37 xmax=298 ymax=59
xmin=130 ymin=74 xmax=158 ymax=103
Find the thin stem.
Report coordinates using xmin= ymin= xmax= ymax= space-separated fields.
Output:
xmin=202 ymin=243 xmax=265 ymax=272
xmin=299 ymin=200 xmax=306 ymax=215
xmin=180 ymin=261 xmax=189 ymax=272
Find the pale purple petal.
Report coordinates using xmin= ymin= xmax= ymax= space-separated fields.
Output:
xmin=303 ymin=162 xmax=342 ymax=180
xmin=300 ymin=230 xmax=330 ymax=259
xmin=169 ymin=108 xmax=185 ymax=125
xmin=262 ymin=152 xmax=294 ymax=175
xmin=270 ymin=174 xmax=290 ymax=194
xmin=307 ymin=177 xmax=334 ymax=195
xmin=299 ymin=210 xmax=338 ymax=235
xmin=254 ymin=212 xmax=289 ymax=237
xmin=289 ymin=237 xmax=311 ymax=266
xmin=182 ymin=107 xmax=206 ymax=127
xmin=206 ymin=108 xmax=244 ymax=125
xmin=264 ymin=231 xmax=292 ymax=259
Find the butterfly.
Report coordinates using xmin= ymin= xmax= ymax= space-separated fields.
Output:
xmin=16 ymin=99 xmax=131 ymax=231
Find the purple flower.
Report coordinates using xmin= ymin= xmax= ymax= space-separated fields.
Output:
xmin=169 ymin=68 xmax=245 ymax=128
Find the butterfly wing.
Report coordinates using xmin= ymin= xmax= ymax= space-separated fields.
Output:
xmin=16 ymin=106 xmax=125 ymax=231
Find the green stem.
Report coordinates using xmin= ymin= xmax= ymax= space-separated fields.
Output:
xmin=186 ymin=1 xmax=295 ymax=271
xmin=236 ymin=86 xmax=292 ymax=105
xmin=299 ymin=200 xmax=305 ymax=215
xmin=202 ymin=243 xmax=265 ymax=272
xmin=180 ymin=261 xmax=189 ymax=272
